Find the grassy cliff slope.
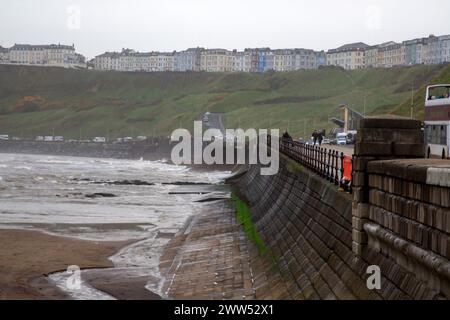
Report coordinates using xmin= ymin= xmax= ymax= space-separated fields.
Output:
xmin=0 ymin=64 xmax=448 ymax=139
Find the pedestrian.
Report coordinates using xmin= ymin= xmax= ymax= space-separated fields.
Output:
xmin=312 ymin=130 xmax=318 ymax=145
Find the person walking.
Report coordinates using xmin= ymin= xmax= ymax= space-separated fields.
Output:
xmin=312 ymin=130 xmax=318 ymax=145
xmin=318 ymin=131 xmax=323 ymax=146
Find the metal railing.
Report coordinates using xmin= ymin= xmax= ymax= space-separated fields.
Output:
xmin=279 ymin=138 xmax=353 ymax=193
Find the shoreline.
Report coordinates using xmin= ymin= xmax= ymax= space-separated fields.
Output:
xmin=0 ymin=153 xmax=234 ymax=300
xmin=0 ymin=228 xmax=138 ymax=299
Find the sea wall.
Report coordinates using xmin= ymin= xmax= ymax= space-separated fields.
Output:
xmin=230 ymin=157 xmax=444 ymax=299
xmin=229 ymin=118 xmax=450 ymax=299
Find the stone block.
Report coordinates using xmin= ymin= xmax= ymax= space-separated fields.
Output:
xmin=355 ymin=142 xmax=393 ymax=156
xmin=352 ymin=171 xmax=367 ymax=188
xmin=440 ymin=188 xmax=450 ymax=207
xmin=352 ymin=217 xmax=369 ymax=231
xmin=357 ymin=128 xmax=424 ymax=144
xmin=357 ymin=118 xmax=422 ymax=130
xmin=393 ymin=143 xmax=425 ymax=158
xmin=352 ymin=241 xmax=366 ymax=255
xmin=353 ymin=187 xmax=369 ymax=203
xmin=352 ymin=156 xmax=376 ymax=171
xmin=352 ymin=202 xmax=370 ymax=219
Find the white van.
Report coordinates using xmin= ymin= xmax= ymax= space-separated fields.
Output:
xmin=93 ymin=137 xmax=106 ymax=143
xmin=336 ymin=133 xmax=347 ymax=145
xmin=0 ymin=135 xmax=9 ymax=141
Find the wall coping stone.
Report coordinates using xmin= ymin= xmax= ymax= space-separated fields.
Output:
xmin=367 ymin=159 xmax=450 ymax=186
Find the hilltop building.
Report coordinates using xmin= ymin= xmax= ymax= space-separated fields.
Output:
xmin=0 ymin=44 xmax=85 ymax=68
xmin=200 ymin=49 xmax=235 ymax=72
xmin=90 ymin=33 xmax=450 ymax=73
xmin=174 ymin=48 xmax=203 ymax=72
xmin=378 ymin=42 xmax=405 ymax=68
xmin=326 ymin=42 xmax=369 ymax=70
xmin=0 ymin=46 xmax=9 ymax=63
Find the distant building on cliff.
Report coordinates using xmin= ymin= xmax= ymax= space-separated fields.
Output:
xmin=327 ymin=42 xmax=369 ymax=70
xmin=0 ymin=46 xmax=9 ymax=63
xmin=315 ymin=51 xmax=327 ymax=68
xmin=378 ymin=42 xmax=405 ymax=68
xmin=90 ymin=33 xmax=450 ymax=73
xmin=0 ymin=44 xmax=85 ymax=68
xmin=200 ymin=49 xmax=235 ymax=72
xmin=174 ymin=48 xmax=203 ymax=72
xmin=94 ymin=49 xmax=175 ymax=72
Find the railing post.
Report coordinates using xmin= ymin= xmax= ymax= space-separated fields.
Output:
xmin=319 ymin=147 xmax=322 ymax=175
xmin=327 ymin=149 xmax=331 ymax=181
xmin=335 ymin=151 xmax=339 ymax=185
xmin=314 ymin=146 xmax=318 ymax=173
xmin=307 ymin=145 xmax=310 ymax=168
xmin=322 ymin=148 xmax=326 ymax=177
xmin=320 ymin=147 xmax=324 ymax=177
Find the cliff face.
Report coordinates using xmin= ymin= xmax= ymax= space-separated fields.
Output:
xmin=229 ymin=156 xmax=444 ymax=299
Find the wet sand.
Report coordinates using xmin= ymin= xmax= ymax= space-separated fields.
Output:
xmin=0 ymin=229 xmax=132 ymax=299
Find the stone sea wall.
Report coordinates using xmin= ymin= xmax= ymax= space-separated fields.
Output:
xmin=228 ymin=155 xmax=447 ymax=299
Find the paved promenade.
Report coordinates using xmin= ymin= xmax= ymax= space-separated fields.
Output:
xmin=159 ymin=200 xmax=258 ymax=300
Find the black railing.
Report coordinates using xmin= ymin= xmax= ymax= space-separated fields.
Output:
xmin=279 ymin=137 xmax=353 ymax=193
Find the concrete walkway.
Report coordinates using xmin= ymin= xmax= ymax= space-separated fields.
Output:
xmin=159 ymin=200 xmax=257 ymax=300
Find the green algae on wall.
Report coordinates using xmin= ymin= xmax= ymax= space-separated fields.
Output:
xmin=231 ymin=192 xmax=268 ymax=256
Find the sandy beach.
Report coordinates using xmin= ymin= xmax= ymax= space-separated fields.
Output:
xmin=0 ymin=153 xmax=231 ymax=300
xmin=0 ymin=229 xmax=131 ymax=299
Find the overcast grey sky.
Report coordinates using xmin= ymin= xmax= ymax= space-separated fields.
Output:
xmin=1 ymin=0 xmax=449 ymax=59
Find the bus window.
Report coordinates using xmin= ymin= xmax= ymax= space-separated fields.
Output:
xmin=425 ymin=125 xmax=448 ymax=145
xmin=428 ymin=86 xmax=450 ymax=100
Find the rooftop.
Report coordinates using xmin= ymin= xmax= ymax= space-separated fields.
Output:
xmin=327 ymin=42 xmax=369 ymax=53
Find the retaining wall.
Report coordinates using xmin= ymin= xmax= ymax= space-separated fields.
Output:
xmin=230 ymin=155 xmax=447 ymax=299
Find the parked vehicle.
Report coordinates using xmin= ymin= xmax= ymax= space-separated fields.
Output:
xmin=44 ymin=136 xmax=54 ymax=142
xmin=424 ymin=84 xmax=450 ymax=159
xmin=322 ymin=138 xmax=331 ymax=145
xmin=136 ymin=136 xmax=147 ymax=141
xmin=92 ymin=137 xmax=106 ymax=143
xmin=346 ymin=131 xmax=357 ymax=145
xmin=54 ymin=136 xmax=64 ymax=142
xmin=35 ymin=136 xmax=44 ymax=141
xmin=336 ymin=133 xmax=347 ymax=145
xmin=0 ymin=135 xmax=9 ymax=141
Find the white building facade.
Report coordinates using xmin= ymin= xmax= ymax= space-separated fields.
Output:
xmin=327 ymin=42 xmax=368 ymax=70
xmin=200 ymin=49 xmax=234 ymax=72
xmin=174 ymin=48 xmax=203 ymax=72
xmin=91 ymin=33 xmax=450 ymax=73
xmin=3 ymin=44 xmax=85 ymax=68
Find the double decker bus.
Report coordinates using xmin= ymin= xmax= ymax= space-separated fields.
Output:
xmin=424 ymin=84 xmax=450 ymax=159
